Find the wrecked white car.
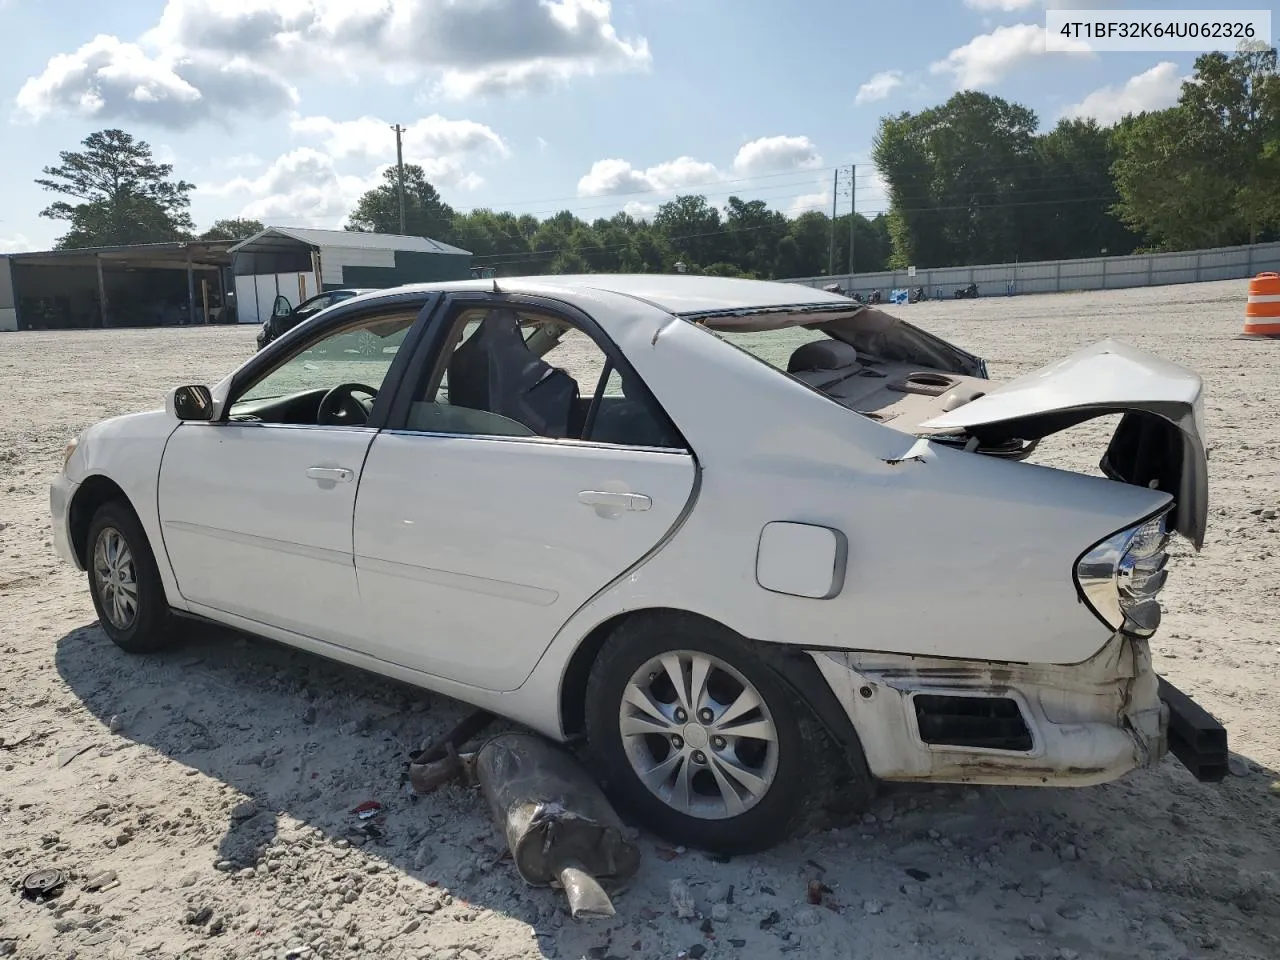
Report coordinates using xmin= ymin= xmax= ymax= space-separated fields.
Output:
xmin=49 ymin=275 xmax=1225 ymax=853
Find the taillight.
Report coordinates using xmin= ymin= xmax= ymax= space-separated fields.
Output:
xmin=1075 ymin=509 xmax=1171 ymax=638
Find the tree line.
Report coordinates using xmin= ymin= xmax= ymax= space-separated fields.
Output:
xmin=34 ymin=48 xmax=1279 ymax=278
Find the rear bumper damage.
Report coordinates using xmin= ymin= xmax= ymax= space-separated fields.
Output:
xmin=811 ymin=632 xmax=1227 ymax=787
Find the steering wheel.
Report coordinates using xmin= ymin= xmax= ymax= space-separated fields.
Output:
xmin=317 ymin=382 xmax=379 ymax=425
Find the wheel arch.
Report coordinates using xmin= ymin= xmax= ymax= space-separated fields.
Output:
xmin=557 ymin=606 xmax=873 ymax=785
xmin=68 ymin=474 xmax=135 ymax=567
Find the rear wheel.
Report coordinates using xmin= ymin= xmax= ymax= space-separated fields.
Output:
xmin=584 ymin=614 xmax=825 ymax=854
xmin=86 ymin=500 xmax=174 ymax=654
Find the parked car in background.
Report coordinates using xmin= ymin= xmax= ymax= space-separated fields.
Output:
xmin=255 ymin=288 xmax=375 ymax=351
xmin=50 ymin=275 xmax=1222 ymax=853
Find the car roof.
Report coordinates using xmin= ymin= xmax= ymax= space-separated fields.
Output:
xmin=351 ymin=274 xmax=850 ymax=319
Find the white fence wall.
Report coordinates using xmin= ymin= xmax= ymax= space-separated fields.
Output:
xmin=784 ymin=241 xmax=1280 ymax=299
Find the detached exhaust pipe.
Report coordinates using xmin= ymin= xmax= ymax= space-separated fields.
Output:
xmin=474 ymin=733 xmax=641 ymax=919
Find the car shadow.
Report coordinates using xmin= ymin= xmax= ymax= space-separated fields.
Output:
xmin=54 ymin=620 xmax=1280 ymax=960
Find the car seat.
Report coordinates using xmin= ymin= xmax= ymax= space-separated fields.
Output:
xmin=447 ymin=310 xmax=579 ymax=438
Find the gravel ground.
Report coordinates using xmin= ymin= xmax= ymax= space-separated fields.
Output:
xmin=1 ymin=278 xmax=1277 ymax=960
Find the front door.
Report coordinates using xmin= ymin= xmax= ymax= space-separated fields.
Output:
xmin=353 ymin=298 xmax=697 ymax=692
xmin=157 ymin=303 xmax=424 ymax=645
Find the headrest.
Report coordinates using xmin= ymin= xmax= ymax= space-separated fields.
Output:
xmin=786 ymin=339 xmax=858 ymax=373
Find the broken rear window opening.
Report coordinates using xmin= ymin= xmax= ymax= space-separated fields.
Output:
xmin=695 ymin=308 xmax=1205 ymax=547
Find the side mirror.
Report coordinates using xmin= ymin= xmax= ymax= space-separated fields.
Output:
xmin=167 ymin=385 xmax=215 ymax=421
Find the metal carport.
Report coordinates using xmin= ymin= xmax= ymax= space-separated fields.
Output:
xmin=0 ymin=240 xmax=235 ymax=331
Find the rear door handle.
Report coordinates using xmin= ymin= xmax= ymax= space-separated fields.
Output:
xmin=578 ymin=490 xmax=652 ymax=512
xmin=306 ymin=466 xmax=354 ymax=483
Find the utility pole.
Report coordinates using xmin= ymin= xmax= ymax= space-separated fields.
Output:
xmin=391 ymin=123 xmax=407 ymax=235
xmin=848 ymin=164 xmax=856 ymax=278
xmin=828 ymin=167 xmax=838 ymax=275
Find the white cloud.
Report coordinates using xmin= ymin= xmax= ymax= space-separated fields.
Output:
xmin=206 ymin=148 xmax=380 ymax=225
xmin=222 ymin=153 xmax=263 ymax=170
xmin=18 ymin=1 xmax=649 ymax=127
xmin=731 ymin=135 xmax=822 ymax=176
xmin=151 ymin=0 xmax=648 ymax=100
xmin=931 ymin=23 xmax=1091 ymax=89
xmin=203 ymin=109 xmax=506 ymax=231
xmin=577 ymin=156 xmax=722 ymax=197
xmin=291 ymin=115 xmax=506 ymax=162
xmin=787 ymin=161 xmax=888 ymax=220
xmin=789 ymin=189 xmax=831 ymax=218
xmin=623 ymin=200 xmax=658 ymax=219
xmin=290 ymin=114 xmax=505 ymax=189
xmin=578 ymin=135 xmax=823 ymax=203
xmin=1062 ymin=61 xmax=1186 ymax=125
xmin=855 ymin=70 xmax=904 ymax=106
xmin=15 ymin=33 xmax=297 ymax=127
xmin=964 ymin=0 xmax=1040 ymax=10
xmin=0 ymin=234 xmax=32 ymax=254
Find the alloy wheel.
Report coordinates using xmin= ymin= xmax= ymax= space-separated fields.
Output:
xmin=619 ymin=650 xmax=779 ymax=820
xmin=92 ymin=527 xmax=138 ymax=630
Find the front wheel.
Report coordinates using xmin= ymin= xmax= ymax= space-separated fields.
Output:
xmin=584 ymin=615 xmax=827 ymax=854
xmin=86 ymin=500 xmax=174 ymax=654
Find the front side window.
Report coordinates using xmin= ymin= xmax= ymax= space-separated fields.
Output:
xmin=404 ymin=304 xmax=682 ymax=448
xmin=230 ymin=310 xmax=416 ymax=425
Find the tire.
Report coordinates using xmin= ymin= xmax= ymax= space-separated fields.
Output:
xmin=584 ymin=613 xmax=830 ymax=854
xmin=86 ymin=500 xmax=174 ymax=654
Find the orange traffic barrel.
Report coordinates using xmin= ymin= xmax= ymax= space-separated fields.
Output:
xmin=1240 ymin=272 xmax=1280 ymax=338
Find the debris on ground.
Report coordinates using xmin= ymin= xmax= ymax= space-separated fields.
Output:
xmin=351 ymin=800 xmax=383 ymax=820
xmin=19 ymin=869 xmax=66 ymax=901
xmin=407 ymin=709 xmax=494 ymax=794
xmin=82 ymin=870 xmax=117 ymax=892
xmin=475 ymin=732 xmax=641 ymax=919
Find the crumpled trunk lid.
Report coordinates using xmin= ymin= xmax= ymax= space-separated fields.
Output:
xmin=918 ymin=339 xmax=1208 ymax=548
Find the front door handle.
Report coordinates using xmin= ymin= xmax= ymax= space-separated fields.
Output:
xmin=306 ymin=466 xmax=354 ymax=483
xmin=578 ymin=490 xmax=652 ymax=513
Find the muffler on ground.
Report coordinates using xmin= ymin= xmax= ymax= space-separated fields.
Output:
xmin=474 ymin=732 xmax=641 ymax=919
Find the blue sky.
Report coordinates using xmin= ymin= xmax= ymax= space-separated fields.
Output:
xmin=0 ymin=0 xmax=1235 ymax=252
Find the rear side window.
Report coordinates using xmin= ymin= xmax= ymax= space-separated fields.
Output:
xmin=404 ymin=304 xmax=684 ymax=449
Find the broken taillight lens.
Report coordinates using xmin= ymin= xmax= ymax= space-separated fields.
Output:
xmin=1076 ymin=509 xmax=1172 ymax=638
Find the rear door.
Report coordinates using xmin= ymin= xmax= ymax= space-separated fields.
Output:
xmin=352 ymin=294 xmax=697 ymax=692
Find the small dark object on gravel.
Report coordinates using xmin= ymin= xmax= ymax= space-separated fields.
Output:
xmin=760 ymin=910 xmax=780 ymax=930
xmin=20 ymin=868 xmax=66 ymax=900
xmin=906 ymin=868 xmax=931 ymax=881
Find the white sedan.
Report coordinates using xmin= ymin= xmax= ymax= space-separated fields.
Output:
xmin=50 ymin=274 xmax=1225 ymax=853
